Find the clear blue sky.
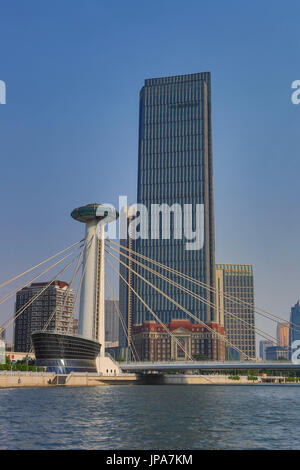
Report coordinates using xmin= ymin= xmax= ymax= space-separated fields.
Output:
xmin=0 ymin=0 xmax=299 ymax=343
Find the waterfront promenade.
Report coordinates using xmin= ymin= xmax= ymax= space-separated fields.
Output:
xmin=0 ymin=371 xmax=139 ymax=388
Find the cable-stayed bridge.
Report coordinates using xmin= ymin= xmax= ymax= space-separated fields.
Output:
xmin=0 ymin=203 xmax=299 ymax=376
xmin=120 ymin=361 xmax=300 ymax=373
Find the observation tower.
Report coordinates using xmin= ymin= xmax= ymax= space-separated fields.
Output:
xmin=71 ymin=203 xmax=118 ymax=355
xmin=31 ymin=203 xmax=119 ymax=374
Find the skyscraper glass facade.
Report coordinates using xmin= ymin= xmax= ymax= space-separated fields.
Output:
xmin=289 ymin=300 xmax=300 ymax=358
xmin=119 ymin=220 xmax=135 ymax=348
xmin=215 ymin=264 xmax=256 ymax=359
xmin=130 ymin=72 xmax=216 ymax=326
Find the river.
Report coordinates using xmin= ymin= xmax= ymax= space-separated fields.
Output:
xmin=0 ymin=385 xmax=299 ymax=449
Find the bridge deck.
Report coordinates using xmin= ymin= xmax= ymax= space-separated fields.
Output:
xmin=120 ymin=361 xmax=300 ymax=372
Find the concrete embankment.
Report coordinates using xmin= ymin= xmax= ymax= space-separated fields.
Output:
xmin=149 ymin=374 xmax=264 ymax=385
xmin=0 ymin=372 xmax=56 ymax=388
xmin=0 ymin=372 xmax=290 ymax=388
xmin=0 ymin=372 xmax=139 ymax=388
xmin=142 ymin=374 xmax=288 ymax=385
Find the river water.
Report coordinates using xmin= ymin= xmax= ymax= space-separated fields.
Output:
xmin=0 ymin=385 xmax=299 ymax=449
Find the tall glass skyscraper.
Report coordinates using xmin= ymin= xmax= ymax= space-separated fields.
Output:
xmin=121 ymin=72 xmax=216 ymax=330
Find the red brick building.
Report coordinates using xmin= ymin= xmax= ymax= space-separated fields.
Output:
xmin=133 ymin=319 xmax=226 ymax=361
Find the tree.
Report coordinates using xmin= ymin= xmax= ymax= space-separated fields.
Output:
xmin=115 ymin=356 xmax=125 ymax=362
xmin=287 ymin=376 xmax=295 ymax=382
xmin=192 ymin=354 xmax=209 ymax=361
xmin=247 ymin=375 xmax=258 ymax=382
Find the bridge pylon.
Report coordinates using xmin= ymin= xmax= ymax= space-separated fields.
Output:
xmin=71 ymin=204 xmax=118 ymax=356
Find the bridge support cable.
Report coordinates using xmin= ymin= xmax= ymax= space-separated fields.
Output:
xmin=106 ymin=257 xmax=195 ymax=362
xmin=105 ymin=258 xmax=217 ymax=383
xmin=0 ymin=239 xmax=84 ymax=290
xmin=105 ymin=248 xmax=250 ymax=360
xmin=106 ymin=239 xmax=299 ymax=336
xmin=31 ymin=237 xmax=95 ymax=353
xmin=42 ymin=237 xmax=89 ymax=333
xmin=106 ymin=256 xmax=215 ymax=384
xmin=105 ymin=243 xmax=280 ymax=348
xmin=70 ymin=235 xmax=94 ymax=319
xmin=0 ymin=245 xmax=82 ymax=309
xmin=104 ymin=273 xmax=140 ymax=361
xmin=0 ymin=252 xmax=81 ymax=333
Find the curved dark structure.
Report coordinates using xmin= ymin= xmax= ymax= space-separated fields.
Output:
xmin=31 ymin=331 xmax=101 ymax=374
xmin=71 ymin=203 xmax=119 ymax=224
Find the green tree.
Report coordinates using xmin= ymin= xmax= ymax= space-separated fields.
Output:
xmin=5 ymin=355 xmax=11 ymax=368
xmin=287 ymin=376 xmax=295 ymax=382
xmin=192 ymin=354 xmax=209 ymax=361
xmin=115 ymin=356 xmax=125 ymax=362
xmin=247 ymin=375 xmax=258 ymax=382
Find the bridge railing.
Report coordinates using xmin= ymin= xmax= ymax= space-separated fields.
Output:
xmin=0 ymin=371 xmax=54 ymax=376
xmin=120 ymin=360 xmax=292 ymax=365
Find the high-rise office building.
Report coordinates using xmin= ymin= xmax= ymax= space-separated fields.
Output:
xmin=14 ymin=281 xmax=74 ymax=352
xmin=0 ymin=328 xmax=5 ymax=341
xmin=265 ymin=345 xmax=289 ymax=361
xmin=72 ymin=318 xmax=79 ymax=335
xmin=215 ymin=264 xmax=256 ymax=359
xmin=289 ymin=300 xmax=300 ymax=358
xmin=259 ymin=340 xmax=273 ymax=360
xmin=105 ymin=298 xmax=119 ymax=347
xmin=215 ymin=267 xmax=225 ymax=326
xmin=119 ymin=212 xmax=135 ymax=348
xmin=120 ymin=72 xmax=216 ymax=332
xmin=277 ymin=321 xmax=289 ymax=348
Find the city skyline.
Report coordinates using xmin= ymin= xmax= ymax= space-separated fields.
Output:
xmin=1 ymin=1 xmax=300 ymax=453
xmin=0 ymin=1 xmax=300 ymax=346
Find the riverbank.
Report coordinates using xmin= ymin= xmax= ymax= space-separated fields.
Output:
xmin=0 ymin=371 xmax=296 ymax=388
xmin=0 ymin=371 xmax=139 ymax=388
xmin=142 ymin=374 xmax=287 ymax=385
